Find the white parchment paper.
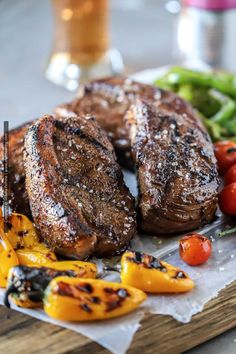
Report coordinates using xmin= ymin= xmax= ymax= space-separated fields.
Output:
xmin=1 ymin=67 xmax=236 ymax=354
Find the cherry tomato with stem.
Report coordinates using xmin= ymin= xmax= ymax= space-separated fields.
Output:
xmin=179 ymin=234 xmax=212 ymax=266
xmin=219 ymin=182 xmax=236 ymax=215
xmin=214 ymin=141 xmax=236 ymax=174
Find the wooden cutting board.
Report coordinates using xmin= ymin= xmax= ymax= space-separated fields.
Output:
xmin=0 ymin=281 xmax=236 ymax=354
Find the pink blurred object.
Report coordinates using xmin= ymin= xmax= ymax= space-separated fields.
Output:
xmin=183 ymin=0 xmax=236 ymax=11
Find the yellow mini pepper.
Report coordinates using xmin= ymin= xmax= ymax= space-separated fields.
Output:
xmin=5 ymin=213 xmax=57 ymax=266
xmin=44 ymin=276 xmax=147 ymax=321
xmin=0 ymin=232 xmax=19 ymax=288
xmin=121 ymin=251 xmax=195 ymax=293
xmin=45 ymin=260 xmax=97 ymax=279
xmin=5 ymin=261 xmax=97 ymax=308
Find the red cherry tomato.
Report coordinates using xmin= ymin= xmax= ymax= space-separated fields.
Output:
xmin=219 ymin=182 xmax=236 ymax=215
xmin=214 ymin=141 xmax=236 ymax=174
xmin=224 ymin=164 xmax=236 ymax=185
xmin=179 ymin=234 xmax=212 ymax=266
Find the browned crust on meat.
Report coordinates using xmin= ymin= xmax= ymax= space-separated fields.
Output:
xmin=125 ymin=101 xmax=219 ymax=235
xmin=54 ymin=77 xmax=198 ymax=146
xmin=54 ymin=77 xmax=199 ymax=169
xmin=0 ymin=121 xmax=33 ymax=218
xmin=24 ymin=115 xmax=136 ymax=259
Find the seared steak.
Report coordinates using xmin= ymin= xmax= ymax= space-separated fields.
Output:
xmin=0 ymin=122 xmax=33 ymax=218
xmin=24 ymin=115 xmax=136 ymax=259
xmin=125 ymin=101 xmax=219 ymax=234
xmin=54 ymin=77 xmax=197 ymax=168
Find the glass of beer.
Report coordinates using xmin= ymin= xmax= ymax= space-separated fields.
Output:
xmin=46 ymin=0 xmax=123 ymax=90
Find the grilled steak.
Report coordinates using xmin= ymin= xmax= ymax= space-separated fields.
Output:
xmin=24 ymin=115 xmax=136 ymax=259
xmin=125 ymin=101 xmax=219 ymax=234
xmin=0 ymin=122 xmax=33 ymax=218
xmin=54 ymin=77 xmax=197 ymax=168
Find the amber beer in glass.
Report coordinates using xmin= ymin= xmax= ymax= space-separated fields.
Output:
xmin=46 ymin=0 xmax=123 ymax=90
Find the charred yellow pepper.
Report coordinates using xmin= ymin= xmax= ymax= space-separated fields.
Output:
xmin=0 ymin=232 xmax=19 ymax=288
xmin=5 ymin=213 xmax=57 ymax=266
xmin=44 ymin=276 xmax=147 ymax=321
xmin=5 ymin=261 xmax=97 ymax=308
xmin=121 ymin=251 xmax=195 ymax=293
xmin=15 ymin=250 xmax=56 ymax=266
xmin=45 ymin=261 xmax=97 ymax=279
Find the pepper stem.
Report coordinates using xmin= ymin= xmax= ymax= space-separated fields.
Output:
xmin=218 ymin=227 xmax=236 ymax=237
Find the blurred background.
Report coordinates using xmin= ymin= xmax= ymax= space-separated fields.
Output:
xmin=0 ymin=0 xmax=178 ymax=127
xmin=1 ymin=0 xmax=236 ymax=128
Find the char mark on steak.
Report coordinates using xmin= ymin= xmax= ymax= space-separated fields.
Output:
xmin=24 ymin=115 xmax=136 ymax=259
xmin=125 ymin=100 xmax=219 ymax=234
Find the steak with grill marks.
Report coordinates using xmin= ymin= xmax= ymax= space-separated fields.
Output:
xmin=24 ymin=115 xmax=136 ymax=259
xmin=125 ymin=100 xmax=219 ymax=234
xmin=54 ymin=77 xmax=197 ymax=168
xmin=0 ymin=121 xmax=33 ymax=218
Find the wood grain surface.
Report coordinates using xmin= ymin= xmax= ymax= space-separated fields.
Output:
xmin=1 ymin=280 xmax=236 ymax=354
